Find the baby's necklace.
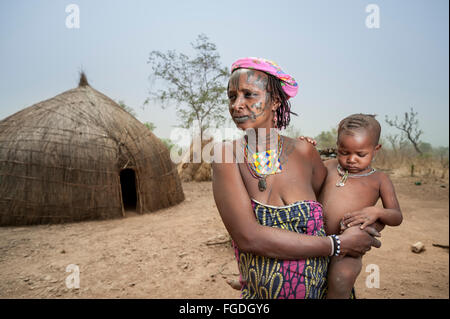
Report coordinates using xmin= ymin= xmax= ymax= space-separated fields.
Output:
xmin=244 ymin=134 xmax=284 ymax=192
xmin=336 ymin=164 xmax=376 ymax=187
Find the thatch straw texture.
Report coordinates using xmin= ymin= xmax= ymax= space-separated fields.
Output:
xmin=0 ymin=82 xmax=184 ymax=226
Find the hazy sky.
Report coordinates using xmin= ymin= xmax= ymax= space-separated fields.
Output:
xmin=1 ymin=0 xmax=448 ymax=146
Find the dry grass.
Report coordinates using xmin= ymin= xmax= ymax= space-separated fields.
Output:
xmin=375 ymin=148 xmax=449 ymax=180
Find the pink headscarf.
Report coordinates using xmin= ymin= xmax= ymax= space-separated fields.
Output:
xmin=231 ymin=57 xmax=298 ymax=99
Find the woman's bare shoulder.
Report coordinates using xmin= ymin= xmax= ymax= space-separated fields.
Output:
xmin=281 ymin=136 xmax=319 ymax=159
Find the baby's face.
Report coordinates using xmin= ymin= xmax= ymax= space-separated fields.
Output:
xmin=336 ymin=131 xmax=381 ymax=174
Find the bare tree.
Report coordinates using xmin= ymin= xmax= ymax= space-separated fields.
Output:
xmin=145 ymin=34 xmax=229 ymax=141
xmin=385 ymin=107 xmax=423 ymax=154
xmin=385 ymin=133 xmax=408 ymax=152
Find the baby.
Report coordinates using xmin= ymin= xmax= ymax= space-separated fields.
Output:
xmin=317 ymin=113 xmax=403 ymax=298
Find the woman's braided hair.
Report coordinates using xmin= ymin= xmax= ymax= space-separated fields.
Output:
xmin=266 ymin=74 xmax=297 ymax=130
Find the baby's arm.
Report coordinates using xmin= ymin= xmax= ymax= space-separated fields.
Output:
xmin=378 ymin=173 xmax=403 ymax=226
xmin=342 ymin=173 xmax=402 ymax=229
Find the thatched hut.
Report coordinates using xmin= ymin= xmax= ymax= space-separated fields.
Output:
xmin=0 ymin=74 xmax=184 ymax=226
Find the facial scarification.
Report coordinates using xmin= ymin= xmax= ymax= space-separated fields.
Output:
xmin=228 ymin=69 xmax=273 ymax=124
xmin=229 ymin=69 xmax=242 ymax=93
xmin=245 ymin=69 xmax=255 ymax=83
xmin=253 ymin=73 xmax=268 ymax=91
xmin=252 ymin=102 xmax=263 ymax=111
xmin=249 ymin=72 xmax=271 ymax=121
xmin=230 ymin=69 xmax=268 ymax=93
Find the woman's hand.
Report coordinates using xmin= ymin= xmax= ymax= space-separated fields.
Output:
xmin=298 ymin=136 xmax=317 ymax=146
xmin=342 ymin=207 xmax=379 ymax=230
xmin=338 ymin=226 xmax=381 ymax=257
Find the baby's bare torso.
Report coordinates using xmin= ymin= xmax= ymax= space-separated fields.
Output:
xmin=319 ymin=159 xmax=382 ymax=235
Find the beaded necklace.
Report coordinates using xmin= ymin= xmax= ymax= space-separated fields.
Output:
xmin=244 ymin=134 xmax=284 ymax=192
xmin=336 ymin=163 xmax=376 ymax=187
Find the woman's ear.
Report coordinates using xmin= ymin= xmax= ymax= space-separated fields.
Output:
xmin=271 ymin=96 xmax=281 ymax=112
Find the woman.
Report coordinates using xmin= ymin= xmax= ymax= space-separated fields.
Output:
xmin=212 ymin=57 xmax=380 ymax=299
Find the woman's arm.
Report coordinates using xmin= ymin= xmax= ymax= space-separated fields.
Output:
xmin=212 ymin=142 xmax=377 ymax=260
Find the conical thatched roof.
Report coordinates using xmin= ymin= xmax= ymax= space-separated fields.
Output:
xmin=0 ymin=75 xmax=184 ymax=226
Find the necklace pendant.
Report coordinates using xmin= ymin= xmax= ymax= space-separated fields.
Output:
xmin=258 ymin=178 xmax=267 ymax=192
xmin=336 ymin=173 xmax=348 ymax=187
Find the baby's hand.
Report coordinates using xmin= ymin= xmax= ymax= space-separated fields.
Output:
xmin=298 ymin=136 xmax=317 ymax=146
xmin=343 ymin=207 xmax=380 ymax=230
xmin=339 ymin=218 xmax=381 ymax=237
xmin=339 ymin=219 xmax=349 ymax=233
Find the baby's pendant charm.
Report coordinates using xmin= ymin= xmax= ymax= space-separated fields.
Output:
xmin=336 ymin=171 xmax=348 ymax=187
xmin=335 ymin=164 xmax=376 ymax=187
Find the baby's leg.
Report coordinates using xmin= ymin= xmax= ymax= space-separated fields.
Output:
xmin=326 ymin=255 xmax=362 ymax=299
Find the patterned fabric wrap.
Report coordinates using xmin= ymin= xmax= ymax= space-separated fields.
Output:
xmin=231 ymin=57 xmax=299 ymax=98
xmin=233 ymin=199 xmax=329 ymax=299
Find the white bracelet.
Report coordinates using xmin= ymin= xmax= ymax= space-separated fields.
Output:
xmin=328 ymin=236 xmax=334 ymax=257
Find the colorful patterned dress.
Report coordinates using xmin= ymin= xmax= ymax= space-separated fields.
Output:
xmin=233 ymin=199 xmax=329 ymax=299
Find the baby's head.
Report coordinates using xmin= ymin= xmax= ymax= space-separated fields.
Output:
xmin=336 ymin=114 xmax=382 ymax=173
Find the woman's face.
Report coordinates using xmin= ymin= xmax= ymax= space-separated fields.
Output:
xmin=227 ymin=69 xmax=277 ymax=130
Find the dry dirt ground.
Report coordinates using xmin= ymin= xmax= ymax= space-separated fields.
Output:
xmin=0 ymin=174 xmax=448 ymax=299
